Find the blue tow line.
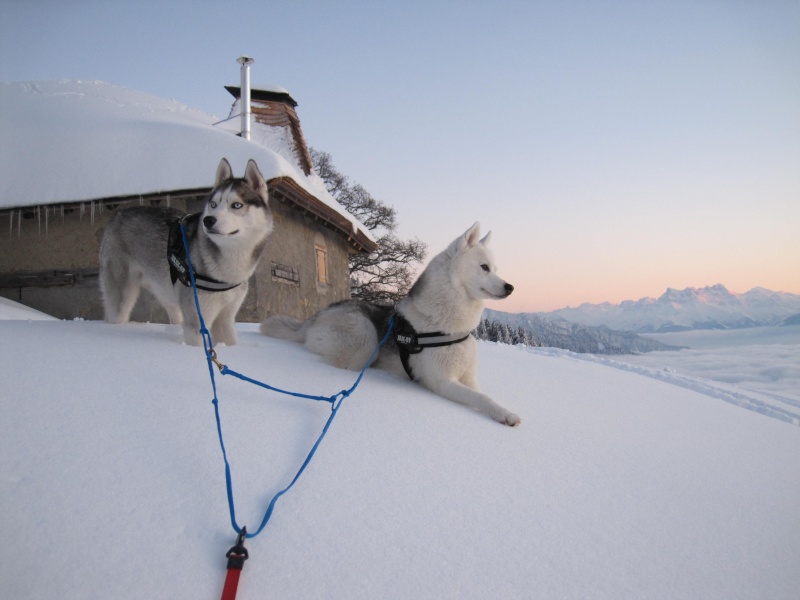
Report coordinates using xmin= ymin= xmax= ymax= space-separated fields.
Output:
xmin=180 ymin=224 xmax=393 ymax=539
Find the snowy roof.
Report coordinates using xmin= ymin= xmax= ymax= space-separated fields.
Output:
xmin=225 ymin=84 xmax=297 ymax=107
xmin=0 ymin=80 xmax=373 ymax=246
xmin=252 ymin=83 xmax=290 ymax=95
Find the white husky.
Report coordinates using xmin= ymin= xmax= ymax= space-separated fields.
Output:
xmin=260 ymin=223 xmax=520 ymax=426
xmin=99 ymin=158 xmax=273 ymax=346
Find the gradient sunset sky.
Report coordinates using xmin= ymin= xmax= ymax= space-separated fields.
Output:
xmin=2 ymin=0 xmax=797 ymax=312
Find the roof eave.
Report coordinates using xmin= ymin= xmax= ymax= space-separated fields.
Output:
xmin=268 ymin=177 xmax=377 ymax=254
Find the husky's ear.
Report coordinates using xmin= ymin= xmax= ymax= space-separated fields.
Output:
xmin=457 ymin=222 xmax=481 ymax=251
xmin=215 ymin=158 xmax=233 ymax=186
xmin=480 ymin=231 xmax=492 ymax=246
xmin=244 ymin=159 xmax=268 ymax=195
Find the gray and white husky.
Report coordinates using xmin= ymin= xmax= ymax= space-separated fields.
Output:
xmin=260 ymin=222 xmax=520 ymax=426
xmin=99 ymin=158 xmax=273 ymax=346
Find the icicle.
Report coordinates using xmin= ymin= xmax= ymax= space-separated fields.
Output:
xmin=17 ymin=209 xmax=21 ymax=239
xmin=166 ymin=194 xmax=171 ymax=208
xmin=45 ymin=205 xmax=49 ymax=236
xmin=8 ymin=210 xmax=13 ymax=237
xmin=90 ymin=201 xmax=95 ymax=224
xmin=37 ymin=206 xmax=41 ymax=235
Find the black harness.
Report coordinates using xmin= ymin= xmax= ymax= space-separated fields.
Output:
xmin=167 ymin=217 xmax=242 ymax=292
xmin=393 ymin=312 xmax=471 ymax=380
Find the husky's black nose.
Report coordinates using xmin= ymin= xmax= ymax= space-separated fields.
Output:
xmin=505 ymin=283 xmax=514 ymax=296
xmin=203 ymin=216 xmax=216 ymax=229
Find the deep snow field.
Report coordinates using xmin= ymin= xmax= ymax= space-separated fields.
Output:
xmin=2 ymin=299 xmax=799 ymax=599
xmin=572 ymin=326 xmax=800 ymax=424
xmin=632 ymin=328 xmax=800 ymax=406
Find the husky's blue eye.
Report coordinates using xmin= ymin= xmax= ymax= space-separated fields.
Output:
xmin=481 ymin=264 xmax=490 ymax=272
xmin=210 ymin=201 xmax=217 ymax=208
xmin=232 ymin=202 xmax=243 ymax=209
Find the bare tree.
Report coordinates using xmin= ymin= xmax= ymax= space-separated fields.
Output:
xmin=310 ymin=148 xmax=426 ymax=304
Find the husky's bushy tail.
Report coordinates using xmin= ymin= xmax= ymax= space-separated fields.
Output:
xmin=260 ymin=316 xmax=309 ymax=342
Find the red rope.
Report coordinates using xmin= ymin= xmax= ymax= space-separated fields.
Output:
xmin=220 ymin=528 xmax=248 ymax=600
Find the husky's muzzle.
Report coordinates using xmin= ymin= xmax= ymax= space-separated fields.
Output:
xmin=484 ymin=283 xmax=514 ymax=299
xmin=203 ymin=215 xmax=238 ymax=236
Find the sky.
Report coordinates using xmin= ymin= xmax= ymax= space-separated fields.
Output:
xmin=1 ymin=0 xmax=798 ymax=312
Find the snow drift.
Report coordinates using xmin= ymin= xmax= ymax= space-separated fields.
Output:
xmin=2 ymin=300 xmax=799 ymax=599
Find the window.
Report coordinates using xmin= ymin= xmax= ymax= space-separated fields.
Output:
xmin=315 ymin=243 xmax=328 ymax=284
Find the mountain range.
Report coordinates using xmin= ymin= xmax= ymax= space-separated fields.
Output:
xmin=540 ymin=285 xmax=800 ymax=333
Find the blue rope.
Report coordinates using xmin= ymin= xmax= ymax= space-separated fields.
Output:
xmin=179 ymin=223 xmax=392 ymax=539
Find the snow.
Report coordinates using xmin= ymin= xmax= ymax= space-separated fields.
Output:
xmin=0 ymin=80 xmax=371 ymax=242
xmin=541 ymin=346 xmax=800 ymax=426
xmin=2 ymin=300 xmax=799 ymax=599
xmin=250 ymin=83 xmax=291 ymax=95
xmin=606 ymin=327 xmax=800 ymax=419
xmin=0 ymin=296 xmax=56 ymax=321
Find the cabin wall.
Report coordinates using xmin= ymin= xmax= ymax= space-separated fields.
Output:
xmin=248 ymin=196 xmax=353 ymax=322
xmin=0 ymin=202 xmax=124 ymax=272
xmin=0 ymin=200 xmax=192 ymax=321
xmin=0 ymin=195 xmax=354 ymax=323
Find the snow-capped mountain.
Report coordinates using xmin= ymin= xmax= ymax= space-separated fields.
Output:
xmin=540 ymin=285 xmax=800 ymax=333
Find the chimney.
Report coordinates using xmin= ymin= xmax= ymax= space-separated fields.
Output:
xmin=237 ymin=55 xmax=254 ymax=140
xmin=224 ymin=83 xmax=315 ymax=177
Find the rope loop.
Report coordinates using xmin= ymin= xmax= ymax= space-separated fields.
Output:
xmin=179 ymin=223 xmax=395 ymax=540
xmin=330 ymin=390 xmax=350 ymax=410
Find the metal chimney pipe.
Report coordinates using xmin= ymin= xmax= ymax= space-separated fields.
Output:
xmin=237 ymin=56 xmax=254 ymax=140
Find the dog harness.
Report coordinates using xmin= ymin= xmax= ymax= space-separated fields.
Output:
xmin=393 ymin=312 xmax=472 ymax=380
xmin=167 ymin=217 xmax=242 ymax=292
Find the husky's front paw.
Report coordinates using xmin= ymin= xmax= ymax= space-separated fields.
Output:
xmin=497 ymin=410 xmax=521 ymax=427
xmin=211 ymin=327 xmax=238 ymax=346
xmin=183 ymin=328 xmax=204 ymax=346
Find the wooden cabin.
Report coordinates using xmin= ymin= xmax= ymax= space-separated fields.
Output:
xmin=0 ymin=79 xmax=376 ymax=322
